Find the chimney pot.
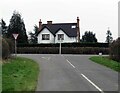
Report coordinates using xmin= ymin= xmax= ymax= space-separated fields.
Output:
xmin=47 ymin=21 xmax=52 ymax=25
xmin=77 ymin=17 xmax=80 ymax=42
xmin=39 ymin=19 xmax=42 ymax=31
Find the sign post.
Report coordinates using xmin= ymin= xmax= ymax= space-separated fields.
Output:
xmin=59 ymin=38 xmax=62 ymax=54
xmin=59 ymin=41 xmax=61 ymax=54
xmin=12 ymin=34 xmax=19 ymax=57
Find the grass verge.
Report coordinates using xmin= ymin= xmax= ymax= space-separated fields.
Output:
xmin=2 ymin=57 xmax=39 ymax=92
xmin=89 ymin=56 xmax=120 ymax=72
xmin=0 ymin=60 xmax=1 ymax=92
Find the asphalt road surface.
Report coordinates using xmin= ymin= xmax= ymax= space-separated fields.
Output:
xmin=18 ymin=54 xmax=118 ymax=92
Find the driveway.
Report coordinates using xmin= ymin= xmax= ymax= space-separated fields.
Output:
xmin=18 ymin=54 xmax=118 ymax=92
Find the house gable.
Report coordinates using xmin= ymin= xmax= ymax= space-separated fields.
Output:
xmin=37 ymin=27 xmax=55 ymax=43
xmin=55 ymin=28 xmax=69 ymax=37
xmin=37 ymin=26 xmax=54 ymax=36
xmin=55 ymin=29 xmax=77 ymax=43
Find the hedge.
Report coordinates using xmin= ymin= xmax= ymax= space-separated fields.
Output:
xmin=5 ymin=38 xmax=14 ymax=53
xmin=17 ymin=47 xmax=109 ymax=54
xmin=17 ymin=47 xmax=59 ymax=54
xmin=2 ymin=38 xmax=10 ymax=59
xmin=0 ymin=37 xmax=2 ymax=59
xmin=110 ymin=37 xmax=120 ymax=62
xmin=62 ymin=47 xmax=109 ymax=54
xmin=17 ymin=42 xmax=109 ymax=48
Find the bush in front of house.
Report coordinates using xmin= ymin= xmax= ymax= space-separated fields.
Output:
xmin=17 ymin=47 xmax=59 ymax=54
xmin=17 ymin=47 xmax=109 ymax=54
xmin=2 ymin=38 xmax=10 ymax=59
xmin=17 ymin=42 xmax=109 ymax=48
xmin=110 ymin=37 xmax=120 ymax=62
xmin=62 ymin=47 xmax=109 ymax=54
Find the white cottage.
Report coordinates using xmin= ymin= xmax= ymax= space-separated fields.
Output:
xmin=37 ymin=17 xmax=80 ymax=43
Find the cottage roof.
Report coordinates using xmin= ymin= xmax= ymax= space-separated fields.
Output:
xmin=37 ymin=23 xmax=77 ymax=37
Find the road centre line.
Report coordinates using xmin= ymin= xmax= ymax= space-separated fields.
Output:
xmin=81 ymin=74 xmax=104 ymax=93
xmin=66 ymin=59 xmax=75 ymax=68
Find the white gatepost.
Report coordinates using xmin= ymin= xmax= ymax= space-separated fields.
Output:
xmin=59 ymin=38 xmax=63 ymax=54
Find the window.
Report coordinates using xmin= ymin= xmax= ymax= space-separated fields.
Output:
xmin=58 ymin=34 xmax=64 ymax=40
xmin=42 ymin=34 xmax=50 ymax=40
xmin=71 ymin=25 xmax=76 ymax=28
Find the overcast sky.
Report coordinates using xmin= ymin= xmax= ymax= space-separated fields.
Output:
xmin=0 ymin=0 xmax=119 ymax=42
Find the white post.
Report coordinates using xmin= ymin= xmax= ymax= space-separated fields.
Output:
xmin=59 ymin=41 xmax=61 ymax=54
xmin=59 ymin=38 xmax=62 ymax=54
xmin=99 ymin=52 xmax=102 ymax=62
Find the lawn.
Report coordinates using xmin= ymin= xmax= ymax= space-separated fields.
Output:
xmin=89 ymin=56 xmax=120 ymax=72
xmin=2 ymin=57 xmax=39 ymax=92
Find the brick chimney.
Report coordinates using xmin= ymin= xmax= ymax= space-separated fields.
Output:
xmin=39 ymin=19 xmax=42 ymax=31
xmin=47 ymin=21 xmax=52 ymax=25
xmin=77 ymin=17 xmax=80 ymax=43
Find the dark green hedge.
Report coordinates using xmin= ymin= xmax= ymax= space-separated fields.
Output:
xmin=110 ymin=37 xmax=120 ymax=62
xmin=17 ymin=42 xmax=109 ymax=48
xmin=17 ymin=47 xmax=59 ymax=54
xmin=2 ymin=38 xmax=10 ymax=59
xmin=17 ymin=47 xmax=109 ymax=54
xmin=5 ymin=38 xmax=14 ymax=53
xmin=1 ymin=38 xmax=14 ymax=59
xmin=62 ymin=47 xmax=109 ymax=54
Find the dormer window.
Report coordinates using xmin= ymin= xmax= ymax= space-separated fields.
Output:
xmin=71 ymin=25 xmax=76 ymax=28
xmin=58 ymin=34 xmax=64 ymax=40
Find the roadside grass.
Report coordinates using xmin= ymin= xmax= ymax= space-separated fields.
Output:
xmin=2 ymin=57 xmax=39 ymax=92
xmin=0 ymin=60 xmax=1 ymax=92
xmin=89 ymin=56 xmax=120 ymax=72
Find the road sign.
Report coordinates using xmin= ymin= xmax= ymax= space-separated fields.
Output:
xmin=12 ymin=34 xmax=19 ymax=40
xmin=12 ymin=33 xmax=19 ymax=57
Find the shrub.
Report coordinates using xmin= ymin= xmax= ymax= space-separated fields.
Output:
xmin=4 ymin=38 xmax=14 ymax=53
xmin=0 ymin=37 xmax=2 ymax=59
xmin=2 ymin=38 xmax=10 ymax=59
xmin=110 ymin=37 xmax=120 ymax=62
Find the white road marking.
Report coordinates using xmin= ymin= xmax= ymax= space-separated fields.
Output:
xmin=66 ymin=59 xmax=75 ymax=68
xmin=41 ymin=57 xmax=51 ymax=60
xmin=81 ymin=74 xmax=104 ymax=93
xmin=61 ymin=55 xmax=63 ymax=56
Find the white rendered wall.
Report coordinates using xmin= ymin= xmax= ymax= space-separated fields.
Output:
xmin=37 ymin=28 xmax=55 ymax=43
xmin=55 ymin=29 xmax=77 ymax=43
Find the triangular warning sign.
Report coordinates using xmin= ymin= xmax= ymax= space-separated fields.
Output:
xmin=12 ymin=34 xmax=19 ymax=40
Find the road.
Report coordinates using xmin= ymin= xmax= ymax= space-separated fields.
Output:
xmin=18 ymin=54 xmax=118 ymax=92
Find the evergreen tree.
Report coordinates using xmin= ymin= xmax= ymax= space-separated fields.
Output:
xmin=106 ymin=28 xmax=113 ymax=44
xmin=81 ymin=31 xmax=97 ymax=43
xmin=7 ymin=11 xmax=28 ymax=44
xmin=29 ymin=25 xmax=38 ymax=44
xmin=0 ymin=19 xmax=8 ymax=37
